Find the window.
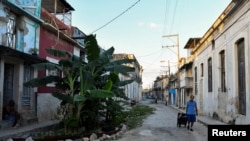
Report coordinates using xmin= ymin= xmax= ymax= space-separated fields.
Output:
xmin=208 ymin=58 xmax=213 ymax=92
xmin=48 ymin=69 xmax=59 ymax=76
xmin=6 ymin=18 xmax=16 ymax=48
xmin=200 ymin=63 xmax=203 ymax=77
xmin=46 ymin=57 xmax=59 ymax=87
xmin=194 ymin=67 xmax=198 ymax=95
xmin=212 ymin=39 xmax=215 ymax=50
xmin=236 ymin=38 xmax=246 ymax=115
xmin=46 ymin=68 xmax=60 ymax=87
xmin=23 ymin=65 xmax=34 ymax=106
xmin=80 ymin=51 xmax=86 ymax=62
xmin=219 ymin=50 xmax=226 ymax=92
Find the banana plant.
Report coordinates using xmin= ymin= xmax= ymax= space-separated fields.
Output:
xmin=79 ymin=35 xmax=136 ymax=130
xmin=24 ymin=34 xmax=136 ymax=133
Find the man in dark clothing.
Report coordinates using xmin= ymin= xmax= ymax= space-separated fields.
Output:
xmin=2 ymin=100 xmax=21 ymax=128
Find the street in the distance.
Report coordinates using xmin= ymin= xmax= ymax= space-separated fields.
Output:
xmin=117 ymin=99 xmax=207 ymax=141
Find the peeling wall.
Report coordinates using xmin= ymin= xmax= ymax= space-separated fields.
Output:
xmin=0 ymin=3 xmax=40 ymax=54
xmin=16 ymin=16 xmax=40 ymax=54
xmin=193 ymin=1 xmax=250 ymax=124
xmin=7 ymin=0 xmax=41 ymax=17
xmin=36 ymin=93 xmax=61 ymax=122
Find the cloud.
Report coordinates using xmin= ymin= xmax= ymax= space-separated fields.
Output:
xmin=137 ymin=22 xmax=145 ymax=27
xmin=137 ymin=22 xmax=162 ymax=29
xmin=148 ymin=22 xmax=159 ymax=28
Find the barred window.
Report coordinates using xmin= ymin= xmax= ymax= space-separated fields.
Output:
xmin=195 ymin=67 xmax=197 ymax=82
xmin=220 ymin=50 xmax=226 ymax=92
xmin=200 ymin=63 xmax=203 ymax=77
xmin=208 ymin=58 xmax=213 ymax=92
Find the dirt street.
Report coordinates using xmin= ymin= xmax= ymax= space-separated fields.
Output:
xmin=116 ymin=100 xmax=207 ymax=141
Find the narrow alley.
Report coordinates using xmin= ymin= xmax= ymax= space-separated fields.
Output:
xmin=116 ymin=99 xmax=212 ymax=141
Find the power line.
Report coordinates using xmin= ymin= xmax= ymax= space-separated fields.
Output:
xmin=90 ymin=0 xmax=141 ymax=34
xmin=137 ymin=49 xmax=162 ymax=58
xmin=162 ymin=0 xmax=170 ymax=36
xmin=170 ymin=0 xmax=178 ymax=33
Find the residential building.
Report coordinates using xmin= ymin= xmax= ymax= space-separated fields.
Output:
xmin=177 ymin=38 xmax=200 ymax=109
xmin=113 ymin=54 xmax=143 ymax=101
xmin=0 ymin=0 xmax=46 ymax=127
xmin=168 ymin=73 xmax=178 ymax=105
xmin=191 ymin=0 xmax=250 ymax=124
xmin=153 ymin=77 xmax=162 ymax=101
xmin=152 ymin=75 xmax=169 ymax=102
xmin=71 ymin=26 xmax=86 ymax=62
xmin=38 ymin=0 xmax=84 ymax=122
xmin=178 ymin=57 xmax=193 ymax=109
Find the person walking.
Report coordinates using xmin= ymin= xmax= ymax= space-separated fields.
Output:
xmin=165 ymin=95 xmax=169 ymax=106
xmin=186 ymin=95 xmax=198 ymax=131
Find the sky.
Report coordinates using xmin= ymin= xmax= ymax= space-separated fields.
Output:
xmin=67 ymin=0 xmax=232 ymax=89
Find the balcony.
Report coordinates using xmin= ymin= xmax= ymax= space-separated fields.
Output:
xmin=179 ymin=77 xmax=193 ymax=88
xmin=41 ymin=8 xmax=72 ymax=35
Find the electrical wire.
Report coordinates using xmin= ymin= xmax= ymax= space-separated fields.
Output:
xmin=90 ymin=0 xmax=141 ymax=34
xmin=162 ymin=0 xmax=170 ymax=36
xmin=170 ymin=0 xmax=178 ymax=33
xmin=142 ymin=51 xmax=165 ymax=74
xmin=137 ymin=49 xmax=162 ymax=58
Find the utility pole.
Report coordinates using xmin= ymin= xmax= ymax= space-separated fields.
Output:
xmin=162 ymin=34 xmax=180 ymax=69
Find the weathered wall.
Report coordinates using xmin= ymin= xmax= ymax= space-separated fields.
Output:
xmin=37 ymin=93 xmax=61 ymax=122
xmin=193 ymin=1 xmax=250 ymax=124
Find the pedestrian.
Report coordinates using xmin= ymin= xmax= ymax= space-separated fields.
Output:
xmin=186 ymin=95 xmax=198 ymax=131
xmin=2 ymin=99 xmax=21 ymax=128
xmin=165 ymin=95 xmax=168 ymax=106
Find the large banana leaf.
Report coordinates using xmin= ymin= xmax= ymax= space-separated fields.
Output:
xmin=99 ymin=47 xmax=115 ymax=60
xmin=84 ymin=47 xmax=113 ymax=71
xmin=80 ymin=70 xmax=95 ymax=90
xmin=108 ymin=72 xmax=120 ymax=84
xmin=32 ymin=63 xmax=62 ymax=71
xmin=59 ymin=56 xmax=84 ymax=67
xmin=74 ymin=95 xmax=86 ymax=102
xmin=58 ymin=59 xmax=73 ymax=68
xmin=24 ymin=76 xmax=62 ymax=87
xmin=117 ymin=79 xmax=135 ymax=86
xmin=102 ymin=79 xmax=113 ymax=91
xmin=87 ymin=89 xmax=113 ymax=99
xmin=71 ymin=54 xmax=83 ymax=62
xmin=104 ymin=64 xmax=135 ymax=74
xmin=84 ymin=34 xmax=100 ymax=61
xmin=52 ymin=92 xmax=73 ymax=104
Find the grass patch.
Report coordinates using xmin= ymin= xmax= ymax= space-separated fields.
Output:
xmin=32 ymin=104 xmax=155 ymax=140
xmin=124 ymin=105 xmax=155 ymax=130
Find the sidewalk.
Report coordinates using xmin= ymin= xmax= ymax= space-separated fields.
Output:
xmin=0 ymin=120 xmax=60 ymax=140
xmin=169 ymin=105 xmax=227 ymax=126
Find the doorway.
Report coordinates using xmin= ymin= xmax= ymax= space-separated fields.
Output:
xmin=3 ymin=63 xmax=14 ymax=107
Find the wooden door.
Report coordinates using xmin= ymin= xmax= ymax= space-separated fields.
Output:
xmin=237 ymin=38 xmax=246 ymax=115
